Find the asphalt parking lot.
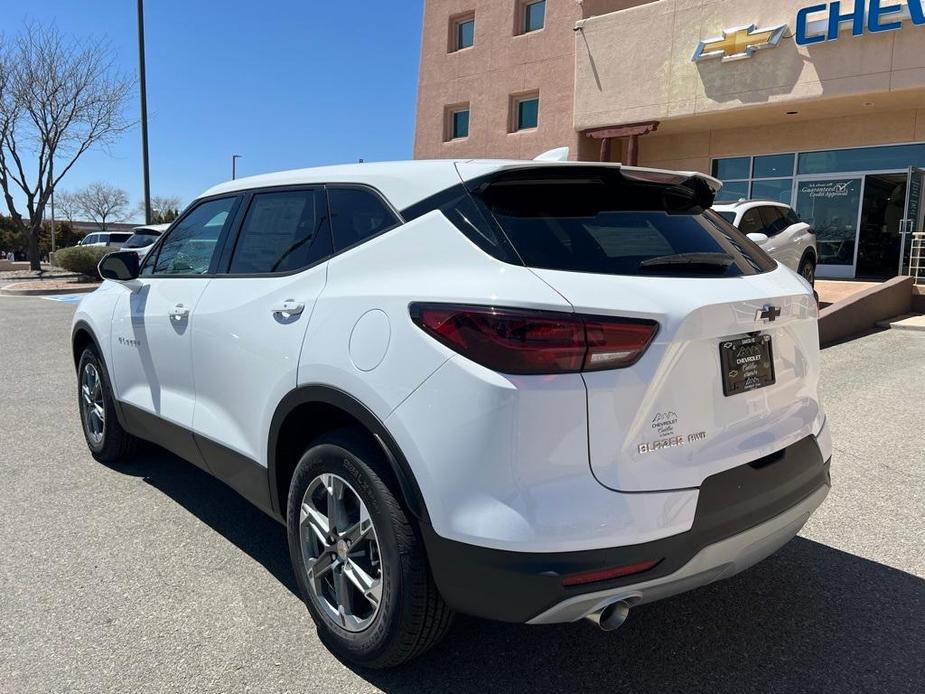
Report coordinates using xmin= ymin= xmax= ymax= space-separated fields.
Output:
xmin=1 ymin=293 xmax=923 ymax=694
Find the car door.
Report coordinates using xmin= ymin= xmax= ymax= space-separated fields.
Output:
xmin=189 ymin=187 xmax=332 ymax=508
xmin=109 ymin=195 xmax=241 ymax=467
xmin=759 ymin=206 xmax=801 ymax=271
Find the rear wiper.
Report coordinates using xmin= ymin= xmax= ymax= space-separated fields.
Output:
xmin=639 ymin=252 xmax=734 ymax=272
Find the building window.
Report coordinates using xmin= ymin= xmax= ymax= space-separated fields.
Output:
xmin=445 ymin=105 xmax=470 ymax=141
xmin=451 ymin=13 xmax=475 ymax=52
xmin=522 ymin=0 xmax=546 ymax=33
xmin=712 ymin=154 xmax=796 ymax=204
xmin=511 ymin=93 xmax=539 ymax=132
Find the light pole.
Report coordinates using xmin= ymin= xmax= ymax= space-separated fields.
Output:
xmin=232 ymin=154 xmax=242 ymax=180
xmin=137 ymin=0 xmax=152 ymax=224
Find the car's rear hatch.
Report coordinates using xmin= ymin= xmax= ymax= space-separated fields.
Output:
xmin=456 ymin=162 xmax=822 ymax=492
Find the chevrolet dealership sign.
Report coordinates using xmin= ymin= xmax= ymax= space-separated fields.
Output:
xmin=692 ymin=24 xmax=787 ymax=62
xmin=693 ymin=0 xmax=925 ymax=62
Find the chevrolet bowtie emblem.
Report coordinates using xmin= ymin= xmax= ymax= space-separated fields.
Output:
xmin=756 ymin=304 xmax=782 ymax=322
xmin=692 ymin=23 xmax=788 ymax=63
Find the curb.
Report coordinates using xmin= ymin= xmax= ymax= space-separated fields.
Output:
xmin=0 ymin=282 xmax=100 ymax=296
xmin=875 ymin=314 xmax=925 ymax=332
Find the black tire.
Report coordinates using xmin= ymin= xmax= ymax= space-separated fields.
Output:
xmin=77 ymin=346 xmax=138 ymax=463
xmin=286 ymin=429 xmax=453 ymax=668
xmin=798 ymin=254 xmax=816 ymax=286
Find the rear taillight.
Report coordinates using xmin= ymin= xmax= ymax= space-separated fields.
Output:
xmin=409 ymin=303 xmax=658 ymax=375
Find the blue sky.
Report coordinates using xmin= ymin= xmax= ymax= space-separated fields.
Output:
xmin=3 ymin=0 xmax=424 ymax=221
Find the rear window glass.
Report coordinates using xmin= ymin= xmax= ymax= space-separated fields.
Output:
xmin=123 ymin=232 xmax=160 ymax=248
xmin=110 ymin=233 xmax=132 ymax=243
xmin=471 ymin=170 xmax=774 ymax=277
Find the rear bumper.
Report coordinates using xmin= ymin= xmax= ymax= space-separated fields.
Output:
xmin=529 ymin=483 xmax=827 ymax=623
xmin=421 ymin=435 xmax=830 ymax=623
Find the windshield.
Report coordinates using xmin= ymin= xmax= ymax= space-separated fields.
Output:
xmin=470 ymin=170 xmax=775 ymax=277
xmin=123 ymin=232 xmax=159 ymax=248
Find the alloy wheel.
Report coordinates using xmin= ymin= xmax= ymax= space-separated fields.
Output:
xmin=802 ymin=263 xmax=815 ymax=285
xmin=299 ymin=473 xmax=383 ymax=632
xmin=80 ymin=363 xmax=106 ymax=446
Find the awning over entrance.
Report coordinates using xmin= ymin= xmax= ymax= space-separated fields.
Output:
xmin=583 ymin=121 xmax=659 ymax=165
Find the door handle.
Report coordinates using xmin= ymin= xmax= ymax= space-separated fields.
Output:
xmin=271 ymin=299 xmax=305 ymax=317
xmin=169 ymin=304 xmax=191 ymax=320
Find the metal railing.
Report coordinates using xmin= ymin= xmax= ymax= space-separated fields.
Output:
xmin=909 ymin=232 xmax=924 ymax=286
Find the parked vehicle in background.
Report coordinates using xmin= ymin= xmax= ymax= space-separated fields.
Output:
xmin=77 ymin=231 xmax=133 ymax=250
xmin=122 ymin=223 xmax=170 ymax=258
xmin=72 ymin=158 xmax=831 ymax=668
xmin=713 ymin=200 xmax=817 ymax=285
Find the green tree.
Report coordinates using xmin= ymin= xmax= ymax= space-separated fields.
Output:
xmin=0 ymin=215 xmax=77 ymax=259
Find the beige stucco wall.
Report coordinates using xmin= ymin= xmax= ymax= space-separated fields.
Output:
xmin=414 ymin=0 xmax=581 ymax=160
xmin=414 ymin=0 xmax=645 ymax=160
xmin=575 ymin=0 xmax=925 ymax=132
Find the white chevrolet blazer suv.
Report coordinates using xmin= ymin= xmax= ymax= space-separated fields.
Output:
xmin=72 ymin=159 xmax=832 ymax=668
xmin=713 ymin=200 xmax=817 ymax=285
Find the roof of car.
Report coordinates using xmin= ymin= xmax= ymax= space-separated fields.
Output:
xmin=132 ymin=223 xmax=170 ymax=233
xmin=198 ymin=159 xmax=723 ymax=212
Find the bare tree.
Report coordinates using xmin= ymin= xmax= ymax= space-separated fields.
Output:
xmin=54 ymin=190 xmax=80 ymax=222
xmin=74 ymin=181 xmax=129 ymax=230
xmin=138 ymin=195 xmax=182 ymax=224
xmin=0 ymin=24 xmax=132 ymax=269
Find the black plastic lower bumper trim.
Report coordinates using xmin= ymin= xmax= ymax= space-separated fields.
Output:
xmin=421 ymin=435 xmax=830 ymax=623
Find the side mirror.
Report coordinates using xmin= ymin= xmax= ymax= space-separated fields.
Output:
xmin=99 ymin=250 xmax=140 ymax=281
xmin=747 ymin=232 xmax=769 ymax=246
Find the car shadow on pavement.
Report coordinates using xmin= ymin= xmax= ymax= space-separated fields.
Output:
xmin=109 ymin=445 xmax=299 ymax=596
xmin=112 ymin=447 xmax=925 ymax=694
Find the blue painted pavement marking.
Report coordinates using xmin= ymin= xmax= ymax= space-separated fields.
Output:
xmin=41 ymin=294 xmax=86 ymax=304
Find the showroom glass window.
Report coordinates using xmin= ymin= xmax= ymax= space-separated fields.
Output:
xmin=797 ymin=143 xmax=925 ymax=175
xmin=228 ymin=190 xmax=332 ymax=274
xmin=712 ymin=154 xmax=796 ymax=204
xmin=150 ymin=197 xmax=237 ymax=275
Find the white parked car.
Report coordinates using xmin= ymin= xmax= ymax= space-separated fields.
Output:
xmin=72 ymin=160 xmax=831 ymax=668
xmin=121 ymin=223 xmax=170 ymax=259
xmin=713 ymin=200 xmax=817 ymax=284
xmin=77 ymin=230 xmax=133 ymax=250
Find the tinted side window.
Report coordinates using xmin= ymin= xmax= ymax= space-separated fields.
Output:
xmin=328 ymin=187 xmax=400 ymax=252
xmin=83 ymin=234 xmax=99 ymax=245
xmin=738 ymin=209 xmax=764 ymax=235
xmin=759 ymin=207 xmax=788 ymax=236
xmin=153 ymin=197 xmax=237 ymax=276
xmin=229 ymin=190 xmax=332 ymax=274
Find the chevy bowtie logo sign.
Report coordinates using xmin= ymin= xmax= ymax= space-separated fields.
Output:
xmin=695 ymin=2 xmax=925 ymax=63
xmin=692 ymin=23 xmax=788 ymax=62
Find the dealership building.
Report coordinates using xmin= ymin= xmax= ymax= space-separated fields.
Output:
xmin=414 ymin=0 xmax=925 ymax=279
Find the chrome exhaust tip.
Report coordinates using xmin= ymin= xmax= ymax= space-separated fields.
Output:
xmin=585 ymin=600 xmax=630 ymax=632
